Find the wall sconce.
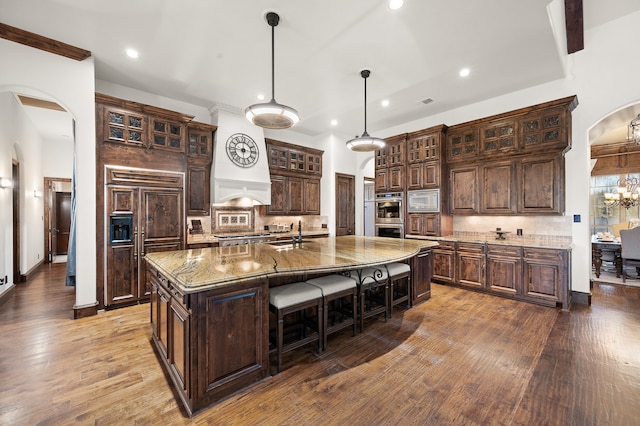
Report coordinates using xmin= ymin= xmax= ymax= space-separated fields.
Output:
xmin=34 ymin=190 xmax=43 ymax=198
xmin=0 ymin=177 xmax=12 ymax=189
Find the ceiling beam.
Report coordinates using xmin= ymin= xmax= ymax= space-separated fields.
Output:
xmin=0 ymin=22 xmax=91 ymax=61
xmin=564 ymin=0 xmax=584 ymax=54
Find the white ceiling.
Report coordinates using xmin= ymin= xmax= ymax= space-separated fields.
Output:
xmin=2 ymin=0 xmax=639 ymax=144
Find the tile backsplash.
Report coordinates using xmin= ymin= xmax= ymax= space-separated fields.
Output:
xmin=453 ymin=215 xmax=572 ymax=242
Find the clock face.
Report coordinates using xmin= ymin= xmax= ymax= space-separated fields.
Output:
xmin=225 ymin=133 xmax=259 ymax=168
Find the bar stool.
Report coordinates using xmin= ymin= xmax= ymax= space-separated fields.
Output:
xmin=269 ymin=282 xmax=323 ymax=373
xmin=306 ymin=274 xmax=358 ymax=351
xmin=384 ymin=262 xmax=411 ymax=315
xmin=347 ymin=267 xmax=389 ymax=332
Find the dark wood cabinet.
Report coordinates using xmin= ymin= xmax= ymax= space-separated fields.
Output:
xmin=186 ymin=165 xmax=210 ymax=216
xmin=486 ymin=244 xmax=522 ymax=295
xmin=150 ymin=117 xmax=185 ymax=152
xmin=522 ymin=248 xmax=570 ymax=309
xmin=375 ymin=134 xmax=406 ymax=193
xmin=449 ymin=165 xmax=479 ymax=214
xmin=104 ymin=168 xmax=184 ymax=307
xmin=407 ymin=161 xmax=439 ymax=190
xmin=481 ymin=161 xmax=517 ymax=214
xmin=407 ymin=213 xmax=440 ymax=236
xmin=479 ymin=119 xmax=516 ymax=156
xmin=429 ymin=239 xmax=570 ymax=310
xmin=304 ymin=179 xmax=321 ymax=215
xmin=187 ymin=125 xmax=213 ymax=161
xmin=446 ymin=126 xmax=479 ymax=163
xmin=432 ymin=241 xmax=455 ymax=283
xmin=456 ymin=242 xmax=485 ymax=288
xmin=149 ymin=264 xmax=269 ymax=416
xmin=411 ymin=248 xmax=432 ymax=305
xmin=519 ymin=154 xmax=564 ymax=214
xmin=265 ymin=139 xmax=324 ymax=215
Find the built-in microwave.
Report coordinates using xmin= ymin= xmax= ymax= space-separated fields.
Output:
xmin=407 ymin=189 xmax=440 ymax=213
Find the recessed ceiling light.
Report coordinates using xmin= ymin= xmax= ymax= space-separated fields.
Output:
xmin=257 ymin=94 xmax=265 ymax=101
xmin=126 ymin=48 xmax=139 ymax=59
xmin=381 ymin=99 xmax=390 ymax=107
xmin=331 ymin=119 xmax=338 ymax=126
xmin=459 ymin=67 xmax=470 ymax=77
xmin=389 ymin=0 xmax=404 ymax=10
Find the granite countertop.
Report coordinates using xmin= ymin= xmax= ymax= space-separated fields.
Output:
xmin=187 ymin=229 xmax=330 ymax=244
xmin=146 ymin=235 xmax=438 ymax=293
xmin=405 ymin=234 xmax=573 ymax=250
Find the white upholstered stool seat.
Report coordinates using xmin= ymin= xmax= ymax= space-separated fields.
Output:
xmin=269 ymin=282 xmax=323 ymax=373
xmin=306 ymin=274 xmax=358 ymax=350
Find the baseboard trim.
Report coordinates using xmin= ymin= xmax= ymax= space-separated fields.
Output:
xmin=0 ymin=285 xmax=16 ymax=309
xmin=571 ymin=290 xmax=591 ymax=306
xmin=73 ymin=302 xmax=98 ymax=319
xmin=23 ymin=258 xmax=45 ymax=282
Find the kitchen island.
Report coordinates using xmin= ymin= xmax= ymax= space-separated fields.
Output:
xmin=144 ymin=236 xmax=437 ymax=416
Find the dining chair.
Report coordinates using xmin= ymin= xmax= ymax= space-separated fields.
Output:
xmin=620 ymin=226 xmax=640 ymax=282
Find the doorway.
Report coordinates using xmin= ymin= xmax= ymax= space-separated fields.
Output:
xmin=335 ymin=173 xmax=355 ymax=236
xmin=44 ymin=177 xmax=72 ymax=263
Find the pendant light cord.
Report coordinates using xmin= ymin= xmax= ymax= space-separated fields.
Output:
xmin=271 ymin=23 xmax=276 ymax=102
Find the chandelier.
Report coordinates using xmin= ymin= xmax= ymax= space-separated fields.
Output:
xmin=604 ymin=177 xmax=640 ymax=209
xmin=629 ymin=114 xmax=640 ymax=146
xmin=346 ymin=70 xmax=386 ymax=152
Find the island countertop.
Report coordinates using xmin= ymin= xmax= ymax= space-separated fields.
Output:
xmin=145 ymin=235 xmax=438 ymax=293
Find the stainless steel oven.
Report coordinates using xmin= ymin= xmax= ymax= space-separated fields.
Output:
xmin=375 ymin=192 xmax=404 ymax=224
xmin=375 ymin=224 xmax=404 ymax=239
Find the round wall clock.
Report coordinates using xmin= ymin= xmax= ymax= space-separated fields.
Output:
xmin=225 ymin=133 xmax=259 ymax=168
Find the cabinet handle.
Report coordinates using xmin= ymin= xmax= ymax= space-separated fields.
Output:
xmin=133 ymin=227 xmax=138 ymax=261
xmin=141 ymin=230 xmax=146 ymax=257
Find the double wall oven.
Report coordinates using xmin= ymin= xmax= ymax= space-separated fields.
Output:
xmin=375 ymin=192 xmax=404 ymax=238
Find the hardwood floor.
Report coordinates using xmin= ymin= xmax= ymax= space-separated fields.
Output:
xmin=1 ymin=263 xmax=640 ymax=425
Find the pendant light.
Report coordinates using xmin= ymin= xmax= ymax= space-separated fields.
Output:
xmin=245 ymin=12 xmax=300 ymax=129
xmin=346 ymin=69 xmax=386 ymax=152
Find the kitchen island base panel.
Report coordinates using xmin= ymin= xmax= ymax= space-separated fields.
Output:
xmin=146 ymin=236 xmax=436 ymax=416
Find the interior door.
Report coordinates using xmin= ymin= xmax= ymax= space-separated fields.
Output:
xmin=54 ymin=191 xmax=72 ymax=255
xmin=336 ymin=173 xmax=355 ymax=236
xmin=51 ymin=190 xmax=58 ymax=258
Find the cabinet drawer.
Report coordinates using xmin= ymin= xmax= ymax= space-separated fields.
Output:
xmin=435 ymin=240 xmax=455 ymax=250
xmin=457 ymin=242 xmax=485 ymax=253
xmin=523 ymin=248 xmax=565 ymax=261
xmin=487 ymin=244 xmax=522 ymax=257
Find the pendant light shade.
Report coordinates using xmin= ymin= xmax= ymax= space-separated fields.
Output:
xmin=346 ymin=70 xmax=386 ymax=152
xmin=245 ymin=12 xmax=299 ymax=129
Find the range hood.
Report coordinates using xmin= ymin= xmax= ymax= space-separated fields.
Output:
xmin=210 ymin=104 xmax=271 ymax=205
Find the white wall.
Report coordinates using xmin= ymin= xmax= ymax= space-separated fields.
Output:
xmin=41 ymin=137 xmax=74 ymax=179
xmin=0 ymin=38 xmax=96 ymax=309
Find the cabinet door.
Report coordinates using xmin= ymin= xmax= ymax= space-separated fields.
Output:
xmin=103 ymin=107 xmax=147 ymax=147
xmin=141 ymin=188 xmax=184 ymax=252
xmin=407 ymin=163 xmax=423 ymax=190
xmin=406 ymin=213 xmax=423 ymax=235
xmin=156 ymin=280 xmax=171 ymax=359
xmin=288 ymin=177 xmax=304 ymax=214
xmin=423 ymin=214 xmax=439 ymax=236
xmin=449 ymin=166 xmax=478 ymax=214
xmin=519 ymin=154 xmax=563 ymax=214
xmin=519 ymin=107 xmax=569 ymax=153
xmin=411 ymin=249 xmax=432 ymax=305
xmin=150 ymin=118 xmax=184 ymax=152
xmin=170 ymin=299 xmax=190 ymax=396
xmin=266 ymin=175 xmax=287 ymax=215
xmin=447 ymin=127 xmax=478 ymax=163
xmin=479 ymin=120 xmax=516 ymax=156
xmin=268 ymin=145 xmax=288 ymax=170
xmin=306 ymin=153 xmax=322 ymax=175
xmin=522 ymin=248 xmax=566 ymax=306
xmin=304 ymin=179 xmax=321 ymax=215
xmin=375 ymin=168 xmax=388 ymax=192
xmin=481 ymin=161 xmax=516 ymax=214
xmin=456 ymin=243 xmax=485 ymax=288
xmin=422 ymin=161 xmax=439 ymax=188
xmin=388 ymin=166 xmax=405 ymax=191
xmin=187 ymin=128 xmax=212 ymax=160
xmin=432 ymin=246 xmax=455 ymax=283
xmin=187 ymin=165 xmax=210 ymax=216
xmin=487 ymin=256 xmax=521 ymax=295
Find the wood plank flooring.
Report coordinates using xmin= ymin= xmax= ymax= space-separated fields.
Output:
xmin=1 ymin=263 xmax=640 ymax=425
